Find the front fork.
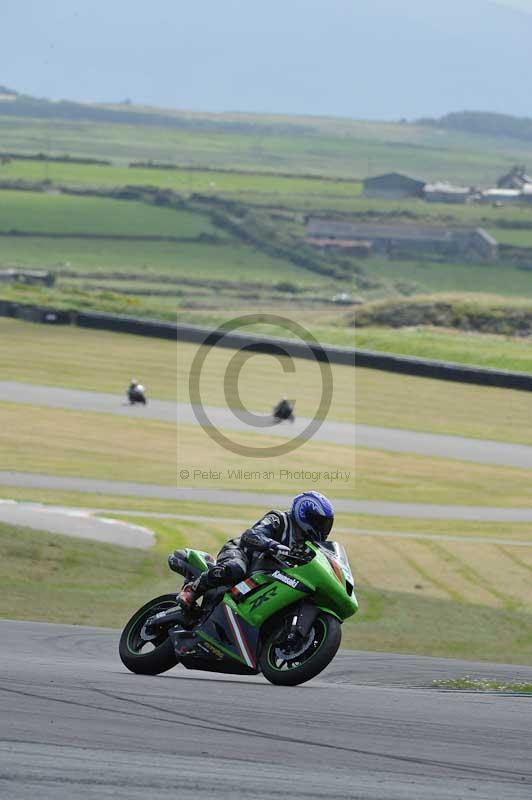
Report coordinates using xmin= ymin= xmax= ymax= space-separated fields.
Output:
xmin=277 ymin=601 xmax=319 ymax=652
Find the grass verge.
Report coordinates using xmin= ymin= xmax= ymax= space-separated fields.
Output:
xmin=355 ymin=326 xmax=532 ymax=373
xmin=345 ymin=587 xmax=532 ymax=664
xmin=355 ymin=366 xmax=532 ymax=446
xmin=354 ymin=447 xmax=532 ymax=507
xmin=0 ymin=403 xmax=355 ymax=499
xmin=432 ymin=678 xmax=532 ymax=692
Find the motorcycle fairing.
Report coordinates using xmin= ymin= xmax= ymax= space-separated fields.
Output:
xmin=169 ymin=600 xmax=260 ymax=674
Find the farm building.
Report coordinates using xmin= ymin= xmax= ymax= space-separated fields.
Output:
xmin=306 ymin=237 xmax=372 ymax=257
xmin=362 ymin=172 xmax=425 ymax=199
xmin=424 ymin=182 xmax=472 ymax=204
xmin=478 ymin=188 xmax=522 ymax=204
xmin=306 ymin=219 xmax=497 ymax=261
xmin=497 ymin=166 xmax=532 ymax=190
xmin=0 ymin=269 xmax=54 ymax=286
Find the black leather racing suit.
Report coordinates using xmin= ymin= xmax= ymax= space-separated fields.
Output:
xmin=175 ymin=510 xmax=301 ymax=598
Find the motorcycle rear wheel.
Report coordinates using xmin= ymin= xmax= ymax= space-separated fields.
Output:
xmin=259 ymin=612 xmax=341 ymax=686
xmin=119 ymin=594 xmax=179 ymax=675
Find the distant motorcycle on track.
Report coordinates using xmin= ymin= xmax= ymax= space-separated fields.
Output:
xmin=127 ymin=380 xmax=147 ymax=406
xmin=272 ymin=397 xmax=295 ymax=425
xmin=119 ymin=540 xmax=358 ymax=686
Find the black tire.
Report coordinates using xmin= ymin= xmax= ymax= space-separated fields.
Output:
xmin=259 ymin=612 xmax=341 ymax=686
xmin=119 ymin=594 xmax=179 ymax=675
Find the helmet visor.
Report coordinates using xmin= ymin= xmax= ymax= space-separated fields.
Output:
xmin=307 ymin=511 xmax=334 ymax=541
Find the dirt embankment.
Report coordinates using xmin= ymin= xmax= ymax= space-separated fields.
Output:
xmin=350 ymin=296 xmax=532 ymax=336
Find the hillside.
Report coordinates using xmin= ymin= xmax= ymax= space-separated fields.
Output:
xmin=2 ymin=88 xmax=532 ymax=362
xmin=2 ymin=87 xmax=532 ymax=184
xmin=419 ymin=111 xmax=532 ymax=143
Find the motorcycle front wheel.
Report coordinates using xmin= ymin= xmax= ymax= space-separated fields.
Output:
xmin=119 ymin=594 xmax=179 ymax=675
xmin=259 ymin=612 xmax=341 ymax=686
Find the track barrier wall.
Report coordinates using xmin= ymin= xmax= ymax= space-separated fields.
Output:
xmin=3 ymin=302 xmax=532 ymax=390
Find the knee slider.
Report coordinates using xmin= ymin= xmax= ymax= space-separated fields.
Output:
xmin=203 ymin=561 xmax=245 ymax=588
xmin=223 ymin=561 xmax=246 ymax=584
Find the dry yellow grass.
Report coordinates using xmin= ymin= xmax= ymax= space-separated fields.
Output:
xmin=355 ymin=447 xmax=532 ymax=507
xmin=339 ymin=534 xmax=532 ymax=613
xmin=6 ymin=400 xmax=532 ymax=507
xmin=0 ymin=319 xmax=354 ymax=422
xmin=356 ymin=366 xmax=532 ymax=445
xmin=0 ymin=402 xmax=355 ymax=498
xmin=179 ymin=337 xmax=355 ymax=423
xmin=0 ymin=318 xmax=178 ymax=397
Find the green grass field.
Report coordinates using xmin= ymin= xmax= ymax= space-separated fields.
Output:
xmin=0 ymin=160 xmax=362 ymax=201
xmin=363 ymin=257 xmax=532 ymax=299
xmin=3 ymin=112 xmax=532 ymax=184
xmin=0 ymin=190 xmax=221 ymax=237
xmin=355 ymin=326 xmax=532 ymax=372
xmin=274 ymin=193 xmax=532 ymax=223
xmin=488 ymin=226 xmax=532 ymax=247
xmin=0 ymin=235 xmax=323 ymax=285
xmin=6 ymin=158 xmax=532 ymax=222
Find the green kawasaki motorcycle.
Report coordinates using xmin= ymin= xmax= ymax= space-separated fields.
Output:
xmin=119 ymin=541 xmax=358 ymax=686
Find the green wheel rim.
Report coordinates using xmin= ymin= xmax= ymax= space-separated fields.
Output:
xmin=126 ymin=600 xmax=176 ymax=655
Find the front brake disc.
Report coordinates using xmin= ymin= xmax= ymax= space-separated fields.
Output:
xmin=276 ymin=627 xmax=315 ymax=660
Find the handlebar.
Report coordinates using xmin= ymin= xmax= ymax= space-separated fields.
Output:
xmin=270 ymin=546 xmax=312 ymax=566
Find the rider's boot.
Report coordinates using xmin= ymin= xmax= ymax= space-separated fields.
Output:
xmin=175 ymin=579 xmax=202 ymax=624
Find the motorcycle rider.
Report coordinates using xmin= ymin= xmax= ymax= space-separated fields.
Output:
xmin=272 ymin=396 xmax=295 ymax=423
xmin=127 ymin=378 xmax=146 ymax=404
xmin=169 ymin=491 xmax=334 ymax=621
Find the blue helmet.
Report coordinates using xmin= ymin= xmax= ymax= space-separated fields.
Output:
xmin=290 ymin=491 xmax=334 ymax=542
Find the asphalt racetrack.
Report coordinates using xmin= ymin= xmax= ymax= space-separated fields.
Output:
xmin=5 ymin=380 xmax=532 ymax=468
xmin=0 ymin=382 xmax=355 ymax=448
xmin=0 ymin=499 xmax=154 ymax=548
xmin=1 ymin=620 xmax=531 ymax=800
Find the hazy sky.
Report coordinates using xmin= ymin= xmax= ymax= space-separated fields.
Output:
xmin=2 ymin=0 xmax=531 ymax=120
xmin=496 ymin=0 xmax=532 ymax=10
